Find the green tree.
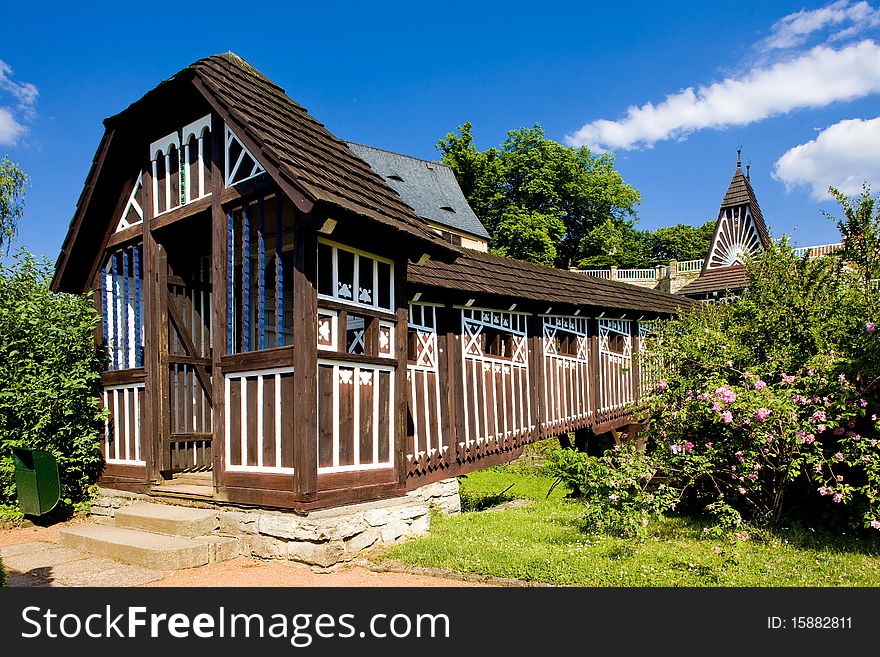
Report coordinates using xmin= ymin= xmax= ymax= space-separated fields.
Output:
xmin=0 ymin=157 xmax=28 ymax=255
xmin=577 ymin=219 xmax=651 ymax=267
xmin=647 ymin=220 xmax=715 ymax=262
xmin=824 ymin=183 xmax=880 ymax=291
xmin=437 ymin=123 xmax=640 ymax=268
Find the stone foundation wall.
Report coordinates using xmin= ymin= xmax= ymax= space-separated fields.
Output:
xmin=92 ymin=477 xmax=461 ymax=570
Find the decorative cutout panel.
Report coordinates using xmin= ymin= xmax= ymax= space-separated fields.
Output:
xmin=225 ymin=123 xmax=265 ymax=187
xmin=706 ymin=206 xmax=764 ymax=270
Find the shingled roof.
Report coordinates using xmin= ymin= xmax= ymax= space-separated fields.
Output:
xmin=409 ymin=249 xmax=692 ymax=316
xmin=720 ymin=159 xmax=771 ymax=249
xmin=677 ymin=264 xmax=749 ymax=297
xmin=115 ymin=52 xmax=456 ymax=254
xmin=346 ymin=142 xmax=490 ymax=241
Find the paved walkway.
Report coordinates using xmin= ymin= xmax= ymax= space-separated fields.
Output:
xmin=0 ymin=519 xmax=488 ymax=587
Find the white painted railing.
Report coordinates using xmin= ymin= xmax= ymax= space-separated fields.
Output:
xmin=676 ymin=259 xmax=704 ymax=273
xmin=792 ymin=242 xmax=843 ymax=258
xmin=104 ymin=383 xmax=146 ymax=466
xmin=579 ymin=269 xmax=612 ymax=280
xmin=616 ymin=268 xmax=657 ymax=281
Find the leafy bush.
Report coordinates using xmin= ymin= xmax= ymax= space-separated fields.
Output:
xmin=0 ymin=250 xmax=106 ymax=516
xmin=639 ymin=239 xmax=880 ymax=533
xmin=0 ymin=556 xmax=6 ymax=587
xmin=546 ymin=444 xmax=676 ymax=538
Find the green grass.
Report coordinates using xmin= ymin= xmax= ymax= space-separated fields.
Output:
xmin=382 ymin=465 xmax=880 ymax=586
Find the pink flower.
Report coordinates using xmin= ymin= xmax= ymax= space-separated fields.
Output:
xmin=737 ymin=486 xmax=746 ymax=495
xmin=735 ymin=451 xmax=744 ymax=462
xmin=609 ymin=494 xmax=619 ymax=502
xmin=670 ymin=444 xmax=681 ymax=455
xmin=817 ymin=424 xmax=827 ymax=433
xmin=755 ymin=408 xmax=771 ymax=421
xmin=804 ymin=434 xmax=815 ymax=444
xmin=818 ymin=486 xmax=833 ymax=496
xmin=834 ymin=452 xmax=845 ymax=462
xmin=748 ymin=473 xmax=758 ymax=481
xmin=867 ymin=321 xmax=875 ymax=333
xmin=859 ymin=399 xmax=868 ymax=408
xmin=833 ymin=493 xmax=843 ymax=503
xmin=641 ymin=518 xmax=649 ymax=527
xmin=871 ymin=520 xmax=880 ymax=530
xmin=765 ymin=434 xmax=774 ymax=443
xmin=735 ymin=531 xmax=749 ymax=541
xmin=782 ymin=374 xmax=795 ymax=384
xmin=722 ymin=411 xmax=733 ymax=424
xmin=814 ymin=463 xmax=823 ymax=474
xmin=811 ymin=410 xmax=826 ymax=423
xmin=684 ymin=441 xmax=694 ymax=453
xmin=714 ymin=386 xmax=736 ymax=403
xmin=754 ymin=380 xmax=767 ymax=391
xmin=657 ymin=380 xmax=668 ymax=391
xmin=871 ymin=439 xmax=878 ymax=448
xmin=711 ymin=401 xmax=723 ymax=412
xmin=833 ymin=427 xmax=845 ymax=436
xmin=712 ymin=546 xmax=721 ymax=554
xmin=838 ymin=374 xmax=847 ymax=383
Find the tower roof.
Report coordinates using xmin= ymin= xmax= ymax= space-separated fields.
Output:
xmin=719 ymin=152 xmax=771 ymax=249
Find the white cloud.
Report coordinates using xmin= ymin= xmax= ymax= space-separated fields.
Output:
xmin=566 ymin=40 xmax=880 ymax=151
xmin=764 ymin=0 xmax=880 ymax=50
xmin=773 ymin=117 xmax=880 ymax=200
xmin=0 ymin=59 xmax=38 ymax=146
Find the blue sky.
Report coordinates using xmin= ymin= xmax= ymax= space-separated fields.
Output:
xmin=3 ymin=0 xmax=880 ymax=265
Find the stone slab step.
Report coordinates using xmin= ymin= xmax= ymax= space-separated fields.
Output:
xmin=115 ymin=502 xmax=218 ymax=537
xmin=59 ymin=524 xmax=237 ymax=570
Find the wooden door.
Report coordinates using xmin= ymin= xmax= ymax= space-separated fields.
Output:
xmin=158 ymin=248 xmax=214 ymax=473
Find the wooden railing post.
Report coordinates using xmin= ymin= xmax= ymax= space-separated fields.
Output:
xmin=292 ymin=214 xmax=318 ymax=501
xmin=210 ymin=114 xmax=227 ymax=490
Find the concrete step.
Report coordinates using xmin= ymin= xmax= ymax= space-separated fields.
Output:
xmin=59 ymin=524 xmax=238 ymax=570
xmin=115 ymin=502 xmax=218 ymax=537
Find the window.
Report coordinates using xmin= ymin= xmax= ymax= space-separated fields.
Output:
xmin=317 ymin=240 xmax=394 ymax=312
xmin=228 ymin=194 xmax=295 ymax=353
xmin=101 ymin=243 xmax=144 ymax=371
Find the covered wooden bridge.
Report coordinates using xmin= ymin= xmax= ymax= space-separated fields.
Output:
xmin=52 ymin=53 xmax=690 ymax=512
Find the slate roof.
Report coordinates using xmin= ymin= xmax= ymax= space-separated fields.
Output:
xmin=345 ymin=142 xmax=490 ymax=241
xmin=410 ymin=249 xmax=693 ymax=316
xmin=678 ymin=265 xmax=749 ymax=296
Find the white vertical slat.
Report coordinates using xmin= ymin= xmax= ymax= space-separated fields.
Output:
xmin=353 ymin=367 xmax=361 ymax=466
xmin=225 ymin=376 xmax=231 ymax=468
xmin=275 ymin=373 xmax=282 ymax=468
xmin=501 ymin=365 xmax=508 ymax=438
xmin=240 ymin=375 xmax=247 ymax=467
xmin=410 ymin=368 xmax=419 ymax=455
xmin=123 ymin=389 xmax=130 ymax=460
xmin=113 ymin=389 xmax=121 ymax=460
xmin=104 ymin=391 xmax=110 ymax=459
xmin=134 ymin=388 xmax=141 ymax=461
xmin=491 ymin=364 xmax=499 ymax=439
xmin=332 ymin=365 xmax=340 ymax=468
xmin=257 ymin=374 xmax=264 ymax=468
xmin=461 ymin=337 xmax=470 ymax=446
xmin=198 ymin=136 xmax=205 ymax=199
xmin=331 ymin=247 xmax=338 ymax=299
xmin=422 ymin=369 xmax=431 ymax=453
xmin=482 ymin=364 xmax=489 ymax=443
xmin=373 ymin=369 xmax=379 ymax=465
xmin=471 ymin=359 xmax=479 ymax=442
xmin=164 ymin=153 xmax=171 ymax=211
xmin=434 ymin=367 xmax=443 ymax=453
xmin=388 ymin=369 xmax=395 ymax=464
xmin=353 ymin=253 xmax=359 ymax=306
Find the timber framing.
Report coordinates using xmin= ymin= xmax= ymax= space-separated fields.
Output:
xmin=52 ymin=52 xmax=691 ymax=512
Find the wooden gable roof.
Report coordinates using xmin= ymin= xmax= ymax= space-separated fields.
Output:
xmin=52 ymin=52 xmax=456 ymax=293
xmin=409 ymin=248 xmax=693 ymax=316
xmin=678 ymin=264 xmax=749 ymax=297
xmin=719 ymin=163 xmax=771 ymax=249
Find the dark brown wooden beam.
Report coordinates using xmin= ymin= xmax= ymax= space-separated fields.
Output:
xmin=105 ymin=222 xmax=144 ymax=250
xmin=210 ymin=112 xmax=228 ymax=490
xmin=141 ymin=163 xmax=160 ymax=483
xmin=149 ymin=195 xmax=212 ymax=233
xmin=292 ymin=209 xmax=318 ymax=501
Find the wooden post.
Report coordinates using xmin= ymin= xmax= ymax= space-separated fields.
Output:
xmin=142 ymin=163 xmax=161 ymax=483
xmin=292 ymin=211 xmax=318 ymax=501
xmin=588 ymin=317 xmax=601 ymax=421
xmin=155 ymin=245 xmax=171 ymax=476
xmin=448 ymin=304 xmax=467 ymax=462
xmin=631 ymin=319 xmax=642 ymax=402
xmin=527 ymin=313 xmax=544 ymax=443
xmin=393 ymin=254 xmax=409 ymax=487
xmin=210 ymin=115 xmax=227 ymax=490
xmin=436 ymin=302 xmax=456 ymax=465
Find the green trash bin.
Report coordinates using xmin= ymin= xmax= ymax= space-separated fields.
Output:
xmin=12 ymin=448 xmax=61 ymax=516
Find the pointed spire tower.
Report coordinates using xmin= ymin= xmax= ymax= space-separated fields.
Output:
xmin=703 ymin=149 xmax=771 ymax=271
xmin=679 ymin=149 xmax=772 ymax=300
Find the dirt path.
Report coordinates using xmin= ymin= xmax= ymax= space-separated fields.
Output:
xmin=0 ymin=518 xmax=490 ymax=587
